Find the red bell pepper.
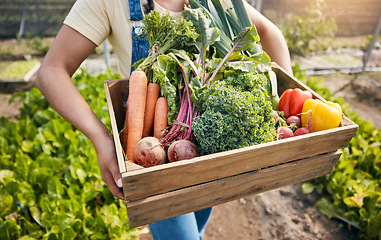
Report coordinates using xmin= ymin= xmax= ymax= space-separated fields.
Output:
xmin=278 ymin=88 xmax=313 ymax=118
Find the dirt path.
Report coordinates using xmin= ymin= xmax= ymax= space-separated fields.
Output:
xmin=203 ymin=184 xmax=358 ymax=240
xmin=0 ymin=93 xmax=22 ymax=120
xmin=321 ymin=73 xmax=381 ymax=129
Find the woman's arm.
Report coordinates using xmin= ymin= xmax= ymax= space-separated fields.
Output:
xmin=36 ymin=25 xmax=124 ymax=199
xmin=244 ymin=2 xmax=293 ymax=75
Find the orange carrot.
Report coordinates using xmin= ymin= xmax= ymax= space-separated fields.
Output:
xmin=154 ymin=97 xmax=169 ymax=139
xmin=142 ymin=83 xmax=160 ymax=138
xmin=126 ymin=70 xmax=148 ymax=162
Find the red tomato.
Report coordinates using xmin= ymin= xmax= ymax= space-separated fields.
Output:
xmin=278 ymin=88 xmax=313 ymax=118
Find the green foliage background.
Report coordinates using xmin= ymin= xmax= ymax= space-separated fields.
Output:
xmin=0 ymin=69 xmax=138 ymax=239
xmin=293 ymin=65 xmax=381 ymax=240
xmin=278 ymin=0 xmax=337 ymax=55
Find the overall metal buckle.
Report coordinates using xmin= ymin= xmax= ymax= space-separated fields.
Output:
xmin=132 ymin=20 xmax=144 ymax=35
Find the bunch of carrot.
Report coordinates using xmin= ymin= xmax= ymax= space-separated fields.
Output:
xmin=120 ymin=70 xmax=168 ymax=163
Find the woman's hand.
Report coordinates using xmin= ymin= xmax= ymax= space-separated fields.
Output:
xmin=93 ymin=130 xmax=124 ymax=199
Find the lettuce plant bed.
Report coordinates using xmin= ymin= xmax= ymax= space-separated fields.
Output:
xmin=104 ymin=63 xmax=358 ymax=228
xmin=0 ymin=60 xmax=40 ymax=82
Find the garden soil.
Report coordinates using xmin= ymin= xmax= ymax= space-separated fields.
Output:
xmin=1 ymin=38 xmax=381 ymax=240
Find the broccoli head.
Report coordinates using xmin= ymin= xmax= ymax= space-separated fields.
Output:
xmin=192 ymin=70 xmax=276 ymax=155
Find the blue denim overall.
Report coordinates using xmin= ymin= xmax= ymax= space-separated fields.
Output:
xmin=128 ymin=1 xmax=213 ymax=239
xmin=128 ymin=0 xmax=149 ymax=70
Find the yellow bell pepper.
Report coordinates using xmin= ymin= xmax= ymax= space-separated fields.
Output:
xmin=301 ymin=99 xmax=342 ymax=132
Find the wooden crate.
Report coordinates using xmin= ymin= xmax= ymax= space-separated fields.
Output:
xmin=104 ymin=63 xmax=358 ymax=228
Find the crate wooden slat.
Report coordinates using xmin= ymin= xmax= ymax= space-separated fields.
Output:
xmin=126 ymin=150 xmax=342 ymax=226
xmin=122 ymin=123 xmax=355 ymax=201
xmin=104 ymin=62 xmax=358 ymax=229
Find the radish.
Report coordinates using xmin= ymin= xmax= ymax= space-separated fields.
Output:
xmin=167 ymin=140 xmax=199 ymax=162
xmin=286 ymin=116 xmax=301 ymax=128
xmin=273 ymin=110 xmax=279 ymax=125
xmin=276 ymin=127 xmax=294 ymax=140
xmin=294 ymin=127 xmax=310 ymax=136
xmin=133 ymin=137 xmax=167 ymax=168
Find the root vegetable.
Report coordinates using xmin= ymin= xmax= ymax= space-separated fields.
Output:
xmin=167 ymin=140 xmax=199 ymax=162
xmin=143 ymin=83 xmax=160 ymax=138
xmin=273 ymin=110 xmax=279 ymax=125
xmin=133 ymin=137 xmax=167 ymax=168
xmin=286 ymin=116 xmax=301 ymax=128
xmin=294 ymin=127 xmax=310 ymax=136
xmin=154 ymin=97 xmax=169 ymax=139
xmin=126 ymin=70 xmax=148 ymax=162
xmin=276 ymin=127 xmax=294 ymax=140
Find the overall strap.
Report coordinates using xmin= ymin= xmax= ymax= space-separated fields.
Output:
xmin=128 ymin=0 xmax=149 ymax=71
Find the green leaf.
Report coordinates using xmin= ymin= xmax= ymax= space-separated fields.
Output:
xmin=343 ymin=194 xmax=364 ymax=208
xmin=62 ymin=226 xmax=76 ymax=240
xmin=210 ymin=0 xmax=234 ymax=39
xmin=183 ymin=6 xmax=220 ymax=66
xmin=0 ymin=218 xmax=20 ymax=240
xmin=0 ymin=170 xmax=15 ymax=185
xmin=0 ymin=189 xmax=14 ymax=216
xmin=233 ymin=25 xmax=260 ymax=54
xmin=82 ymin=182 xmax=96 ymax=203
xmin=19 ymin=236 xmax=38 ymax=240
xmin=4 ymin=181 xmax=19 ymax=195
xmin=47 ymin=177 xmax=65 ymax=199
xmin=189 ymin=76 xmax=206 ymax=109
xmin=226 ymin=60 xmax=256 ymax=72
xmin=21 ymin=140 xmax=34 ymax=153
xmin=33 ymin=110 xmax=51 ymax=125
xmin=231 ymin=0 xmax=252 ymax=28
xmin=76 ymin=168 xmax=86 ymax=184
xmin=302 ymin=182 xmax=315 ymax=194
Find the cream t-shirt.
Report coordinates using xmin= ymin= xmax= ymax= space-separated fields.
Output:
xmin=64 ymin=0 xmax=183 ymax=78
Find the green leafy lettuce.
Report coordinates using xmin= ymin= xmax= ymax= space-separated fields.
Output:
xmin=0 ymin=69 xmax=139 ymax=239
xmin=295 ymin=65 xmax=381 ymax=239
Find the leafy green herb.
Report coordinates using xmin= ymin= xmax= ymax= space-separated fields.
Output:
xmin=134 ymin=10 xmax=198 ymax=75
xmin=142 ymin=10 xmax=198 ymax=54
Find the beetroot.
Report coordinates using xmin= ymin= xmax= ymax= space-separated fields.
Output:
xmin=133 ymin=137 xmax=167 ymax=168
xmin=167 ymin=140 xmax=199 ymax=162
xmin=276 ymin=126 xmax=294 ymax=140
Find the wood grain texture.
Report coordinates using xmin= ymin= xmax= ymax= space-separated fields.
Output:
xmin=122 ymin=123 xmax=356 ymax=201
xmin=126 ymin=150 xmax=342 ymax=228
xmin=104 ymin=80 xmax=127 ymax=173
